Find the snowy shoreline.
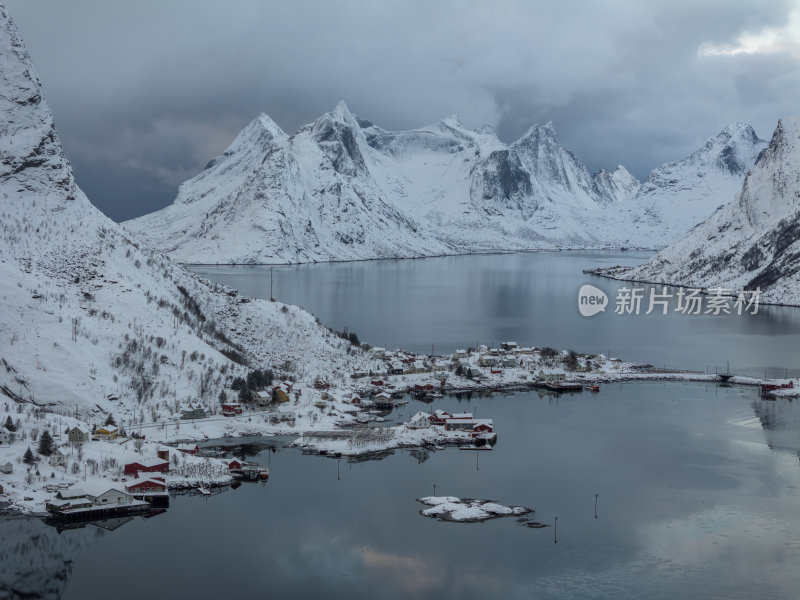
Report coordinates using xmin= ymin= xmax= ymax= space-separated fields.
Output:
xmin=2 ymin=344 xmax=795 ymax=516
xmin=585 ymin=266 xmax=800 ymax=308
xmin=178 ymin=246 xmax=657 ymax=268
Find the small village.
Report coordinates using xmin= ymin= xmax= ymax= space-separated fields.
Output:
xmin=1 ymin=341 xmax=796 ymax=524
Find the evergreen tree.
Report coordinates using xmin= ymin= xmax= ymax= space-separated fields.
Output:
xmin=238 ymin=386 xmax=251 ymax=403
xmin=3 ymin=415 xmax=15 ymax=432
xmin=104 ymin=413 xmax=116 ymax=427
xmin=467 ymin=368 xmax=473 ymax=379
xmin=219 ymin=390 xmax=227 ymax=403
xmin=38 ymin=430 xmax=55 ymax=456
xmin=23 ymin=446 xmax=35 ymax=464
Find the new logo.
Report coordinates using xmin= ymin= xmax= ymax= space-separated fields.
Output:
xmin=578 ymin=284 xmax=608 ymax=317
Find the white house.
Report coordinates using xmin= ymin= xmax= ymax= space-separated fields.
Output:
xmin=59 ymin=481 xmax=133 ymax=506
xmin=49 ymin=447 xmax=68 ymax=467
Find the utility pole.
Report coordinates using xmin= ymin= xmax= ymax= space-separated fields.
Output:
xmin=270 ymin=267 xmax=275 ymax=301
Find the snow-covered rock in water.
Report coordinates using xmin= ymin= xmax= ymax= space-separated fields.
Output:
xmin=417 ymin=496 xmax=532 ymax=522
xmin=0 ymin=3 xmax=358 ymax=418
xmin=608 ymin=117 xmax=800 ymax=306
xmin=599 ymin=123 xmax=767 ymax=247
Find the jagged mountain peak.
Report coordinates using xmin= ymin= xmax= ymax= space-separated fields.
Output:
xmin=440 ymin=113 xmax=463 ymax=129
xmin=310 ymin=101 xmax=370 ymax=177
xmin=214 ymin=112 xmax=286 ymax=157
xmin=736 ymin=116 xmax=800 ymax=229
xmin=515 ymin=121 xmax=558 ymax=146
xmin=315 ymin=100 xmax=360 ymax=128
xmin=591 ymin=165 xmax=640 ymax=205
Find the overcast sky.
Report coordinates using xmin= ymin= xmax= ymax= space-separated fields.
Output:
xmin=7 ymin=0 xmax=800 ymax=221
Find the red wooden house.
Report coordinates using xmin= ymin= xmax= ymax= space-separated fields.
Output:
xmin=221 ymin=402 xmax=243 ymax=416
xmin=126 ymin=477 xmax=167 ymax=494
xmin=124 ymin=458 xmax=170 ymax=477
xmin=227 ymin=458 xmax=244 ymax=471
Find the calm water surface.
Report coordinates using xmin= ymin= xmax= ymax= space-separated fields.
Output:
xmin=3 ymin=252 xmax=800 ymax=599
xmin=189 ymin=251 xmax=800 ymax=376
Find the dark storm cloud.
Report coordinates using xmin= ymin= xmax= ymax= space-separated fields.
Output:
xmin=6 ymin=0 xmax=800 ymax=221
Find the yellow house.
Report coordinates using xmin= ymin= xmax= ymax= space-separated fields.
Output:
xmin=272 ymin=384 xmax=291 ymax=403
xmin=94 ymin=425 xmax=119 ymax=440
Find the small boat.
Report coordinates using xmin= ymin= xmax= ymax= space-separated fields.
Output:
xmin=258 ymin=469 xmax=270 ymax=481
xmin=198 ymin=487 xmax=210 ymax=496
xmin=432 ymin=444 xmax=445 ymax=450
xmin=587 ymin=385 xmax=600 ymax=392
xmin=459 ymin=445 xmax=493 ymax=451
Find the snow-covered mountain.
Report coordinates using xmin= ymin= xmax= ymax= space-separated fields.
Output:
xmin=126 ymin=103 xmax=450 ymax=264
xmin=599 ymin=123 xmax=767 ymax=247
xmin=126 ymin=102 xmax=767 ymax=264
xmin=0 ymin=4 xmax=362 ymax=421
xmin=607 ymin=117 xmax=800 ymax=306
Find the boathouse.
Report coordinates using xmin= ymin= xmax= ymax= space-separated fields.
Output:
xmin=374 ymin=391 xmax=393 ymax=408
xmin=58 ymin=481 xmax=131 ymax=505
xmin=126 ymin=477 xmax=167 ymax=494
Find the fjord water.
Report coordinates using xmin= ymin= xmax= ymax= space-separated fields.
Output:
xmin=189 ymin=251 xmax=800 ymax=376
xmin=5 ymin=251 xmax=800 ymax=599
xmin=25 ymin=383 xmax=800 ymax=600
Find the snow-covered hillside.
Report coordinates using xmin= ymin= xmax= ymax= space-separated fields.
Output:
xmin=0 ymin=4 xmax=365 ymax=424
xmin=126 ymin=102 xmax=763 ymax=264
xmin=603 ymin=117 xmax=800 ymax=306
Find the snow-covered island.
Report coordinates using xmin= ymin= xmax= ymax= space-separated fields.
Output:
xmin=417 ymin=496 xmax=532 ymax=523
